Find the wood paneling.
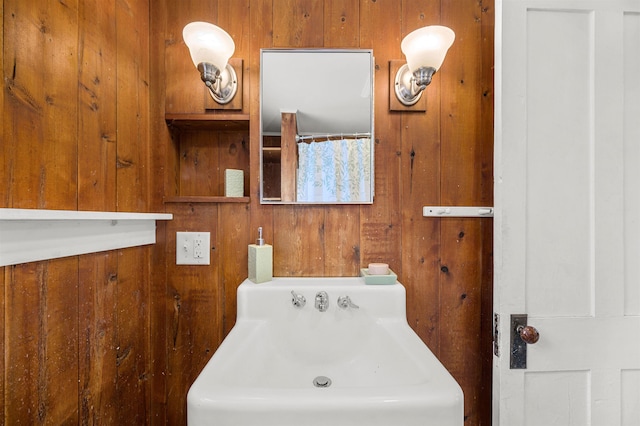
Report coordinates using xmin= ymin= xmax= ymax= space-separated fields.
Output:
xmin=217 ymin=0 xmax=250 ymax=112
xmin=115 ymin=0 xmax=153 ymax=421
xmin=219 ymin=203 xmax=251 ymax=335
xmin=78 ymin=252 xmax=119 ymax=424
xmin=273 ymin=0 xmax=324 ymax=48
xmin=149 ymin=1 xmax=170 ymax=422
xmin=164 ymin=203 xmax=221 ymax=425
xmin=3 ymin=1 xmax=81 ymax=424
xmin=439 ymin=1 xmax=489 ymax=423
xmin=178 ymin=131 xmax=222 ymax=196
xmin=359 ymin=0 xmax=403 ymax=276
xmin=479 ymin=2 xmax=496 ymax=423
xmin=400 ymin=0 xmax=443 ymax=359
xmin=1 ymin=0 xmax=494 ymax=425
xmin=163 ymin=0 xmax=216 ymax=114
xmin=159 ymin=1 xmax=493 ymax=425
xmin=1 ymin=1 xmax=6 ymax=420
xmin=3 ymin=0 xmax=79 ymax=209
xmin=2 ymin=0 xmax=153 ymax=423
xmin=76 ymin=2 xmax=119 ymax=422
xmin=7 ymin=261 xmax=80 ymax=424
xmin=77 ymin=0 xmax=117 ymax=210
xmin=324 ymin=0 xmax=359 ymax=48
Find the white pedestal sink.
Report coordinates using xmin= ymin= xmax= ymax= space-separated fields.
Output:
xmin=187 ymin=277 xmax=463 ymax=426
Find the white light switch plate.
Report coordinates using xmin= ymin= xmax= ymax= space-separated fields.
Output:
xmin=176 ymin=232 xmax=210 ymax=265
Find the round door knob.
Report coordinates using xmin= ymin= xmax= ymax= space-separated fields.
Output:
xmin=517 ymin=325 xmax=540 ymax=344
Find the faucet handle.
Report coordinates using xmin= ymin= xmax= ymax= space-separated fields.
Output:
xmin=315 ymin=291 xmax=329 ymax=312
xmin=337 ymin=295 xmax=359 ymax=310
xmin=291 ymin=290 xmax=306 ymax=308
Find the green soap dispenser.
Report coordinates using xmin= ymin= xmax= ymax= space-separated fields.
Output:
xmin=248 ymin=227 xmax=272 ymax=283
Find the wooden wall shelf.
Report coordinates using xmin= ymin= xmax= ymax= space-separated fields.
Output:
xmin=164 ymin=113 xmax=251 ymax=200
xmin=165 ymin=113 xmax=250 ymax=131
xmin=164 ymin=196 xmax=250 ymax=204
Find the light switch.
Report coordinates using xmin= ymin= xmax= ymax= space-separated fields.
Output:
xmin=176 ymin=232 xmax=210 ymax=265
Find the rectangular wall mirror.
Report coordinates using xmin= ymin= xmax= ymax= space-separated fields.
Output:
xmin=260 ymin=49 xmax=374 ymax=204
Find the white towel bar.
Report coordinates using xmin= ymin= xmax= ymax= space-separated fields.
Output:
xmin=422 ymin=206 xmax=494 ymax=218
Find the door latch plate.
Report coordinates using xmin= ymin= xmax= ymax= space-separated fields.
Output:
xmin=510 ymin=314 xmax=528 ymax=369
xmin=493 ymin=312 xmax=500 ymax=357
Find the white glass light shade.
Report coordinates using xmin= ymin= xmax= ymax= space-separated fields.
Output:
xmin=183 ymin=22 xmax=235 ymax=71
xmin=401 ymin=25 xmax=455 ymax=73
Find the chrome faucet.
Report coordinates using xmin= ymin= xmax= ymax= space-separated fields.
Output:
xmin=291 ymin=290 xmax=306 ymax=308
xmin=315 ymin=291 xmax=329 ymax=312
xmin=337 ymin=295 xmax=359 ymax=310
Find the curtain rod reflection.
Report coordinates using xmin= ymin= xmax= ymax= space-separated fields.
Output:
xmin=295 ymin=132 xmax=371 ymax=144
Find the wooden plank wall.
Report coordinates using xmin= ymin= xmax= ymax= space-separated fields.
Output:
xmin=1 ymin=0 xmax=494 ymax=425
xmin=1 ymin=0 xmax=157 ymax=423
xmin=156 ymin=1 xmax=494 ymax=425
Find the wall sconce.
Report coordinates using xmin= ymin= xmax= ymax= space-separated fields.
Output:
xmin=393 ymin=25 xmax=455 ymax=107
xmin=183 ymin=21 xmax=237 ymax=105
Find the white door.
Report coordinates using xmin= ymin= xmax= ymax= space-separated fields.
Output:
xmin=494 ymin=1 xmax=640 ymax=425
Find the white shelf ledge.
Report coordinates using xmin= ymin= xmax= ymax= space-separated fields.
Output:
xmin=0 ymin=208 xmax=173 ymax=267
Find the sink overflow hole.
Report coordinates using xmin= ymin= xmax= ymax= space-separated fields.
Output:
xmin=313 ymin=376 xmax=332 ymax=388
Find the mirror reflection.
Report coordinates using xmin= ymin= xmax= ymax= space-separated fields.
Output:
xmin=260 ymin=49 xmax=374 ymax=204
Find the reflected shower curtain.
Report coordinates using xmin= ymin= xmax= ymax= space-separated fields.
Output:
xmin=296 ymin=138 xmax=371 ymax=202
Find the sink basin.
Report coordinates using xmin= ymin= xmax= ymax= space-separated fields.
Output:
xmin=187 ymin=277 xmax=463 ymax=426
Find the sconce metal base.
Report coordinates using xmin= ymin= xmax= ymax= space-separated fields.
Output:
xmin=394 ymin=64 xmax=436 ymax=107
xmin=197 ymin=62 xmax=238 ymax=105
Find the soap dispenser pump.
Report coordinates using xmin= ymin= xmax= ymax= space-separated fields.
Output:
xmin=248 ymin=227 xmax=272 ymax=283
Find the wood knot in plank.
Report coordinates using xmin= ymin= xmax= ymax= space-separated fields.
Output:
xmin=116 ymin=346 xmax=132 ymax=366
xmin=116 ymin=157 xmax=133 ymax=168
xmin=5 ymin=77 xmax=43 ymax=114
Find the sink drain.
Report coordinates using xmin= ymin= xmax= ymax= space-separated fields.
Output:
xmin=313 ymin=376 xmax=332 ymax=388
